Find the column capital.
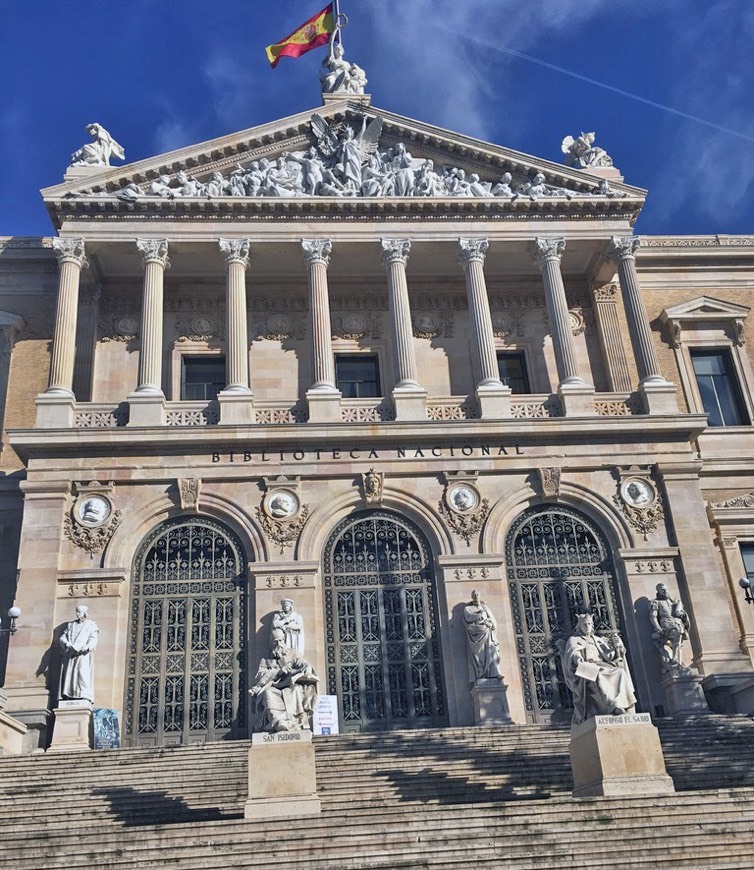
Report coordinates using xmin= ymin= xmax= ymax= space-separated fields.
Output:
xmin=52 ymin=237 xmax=88 ymax=269
xmin=457 ymin=238 xmax=489 ymax=265
xmin=532 ymin=237 xmax=565 ymax=268
xmin=219 ymin=238 xmax=251 ymax=268
xmin=136 ymin=238 xmax=171 ymax=269
xmin=607 ymin=235 xmax=640 ymax=262
xmin=381 ymin=238 xmax=411 ymax=267
xmin=302 ymin=238 xmax=332 ymax=267
xmin=590 ymin=281 xmax=619 ymax=303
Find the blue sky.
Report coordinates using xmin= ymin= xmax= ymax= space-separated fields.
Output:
xmin=1 ymin=0 xmax=752 ymax=237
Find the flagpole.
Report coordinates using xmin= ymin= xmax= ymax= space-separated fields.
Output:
xmin=334 ymin=0 xmax=343 ymax=47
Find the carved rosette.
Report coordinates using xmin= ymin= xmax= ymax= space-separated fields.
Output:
xmin=607 ymin=235 xmax=640 ymax=263
xmin=302 ymin=239 xmax=332 ymax=267
xmin=381 ymin=238 xmax=411 ymax=266
xmin=136 ymin=238 xmax=170 ymax=269
xmin=457 ymin=238 xmax=489 ymax=265
xmin=52 ymin=237 xmax=88 ymax=268
xmin=219 ymin=237 xmax=251 ymax=268
xmin=532 ymin=237 xmax=565 ymax=268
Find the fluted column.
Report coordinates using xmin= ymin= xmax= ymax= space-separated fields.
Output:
xmin=135 ymin=238 xmax=169 ymax=395
xmin=47 ymin=238 xmax=87 ymax=396
xmin=219 ymin=238 xmax=251 ymax=393
xmin=381 ymin=239 xmax=420 ymax=388
xmin=457 ymin=239 xmax=509 ymax=419
xmin=533 ymin=237 xmax=583 ymax=386
xmin=303 ymin=239 xmax=340 ymax=423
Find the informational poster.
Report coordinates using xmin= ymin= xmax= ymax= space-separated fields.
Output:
xmin=93 ymin=708 xmax=120 ymax=749
xmin=313 ymin=695 xmax=339 ymax=736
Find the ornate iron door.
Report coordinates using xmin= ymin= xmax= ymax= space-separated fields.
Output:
xmin=506 ymin=504 xmax=625 ymax=724
xmin=126 ymin=517 xmax=247 ymax=747
xmin=324 ymin=510 xmax=446 ymax=732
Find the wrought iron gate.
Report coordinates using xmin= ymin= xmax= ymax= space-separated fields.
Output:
xmin=505 ymin=504 xmax=625 ymax=724
xmin=125 ymin=517 xmax=247 ymax=746
xmin=324 ymin=510 xmax=446 ymax=732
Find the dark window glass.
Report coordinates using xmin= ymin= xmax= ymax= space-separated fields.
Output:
xmin=690 ymin=349 xmax=748 ymax=427
xmin=335 ymin=355 xmax=380 ymax=398
xmin=181 ymin=357 xmax=226 ymax=401
xmin=742 ymin=544 xmax=754 ymax=584
xmin=497 ymin=351 xmax=530 ymax=394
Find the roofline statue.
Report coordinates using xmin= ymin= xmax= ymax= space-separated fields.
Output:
xmin=69 ymin=123 xmax=125 ymax=169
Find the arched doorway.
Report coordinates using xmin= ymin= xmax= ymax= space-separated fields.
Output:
xmin=505 ymin=504 xmax=626 ymax=724
xmin=125 ymin=516 xmax=248 ymax=746
xmin=323 ymin=510 xmax=446 ymax=733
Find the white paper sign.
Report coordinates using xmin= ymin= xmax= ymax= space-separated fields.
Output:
xmin=313 ymin=695 xmax=340 ymax=736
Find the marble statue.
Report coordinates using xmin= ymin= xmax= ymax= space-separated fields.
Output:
xmin=272 ymin=598 xmax=305 ymax=654
xmin=561 ymin=612 xmax=636 ymax=724
xmin=59 ymin=605 xmax=99 ymax=702
xmin=249 ymin=629 xmax=319 ymax=732
xmin=463 ymin=590 xmax=503 ymax=683
xmin=69 ymin=123 xmax=125 ymax=168
xmin=649 ymin=583 xmax=690 ymax=672
xmin=319 ymin=38 xmax=367 ymax=95
xmin=561 ymin=131 xmax=614 ymax=169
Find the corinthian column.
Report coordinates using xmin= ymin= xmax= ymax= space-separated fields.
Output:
xmin=458 ymin=238 xmax=509 ymax=419
xmin=303 ymin=239 xmax=340 ymax=422
xmin=219 ymin=238 xmax=251 ymax=393
xmin=135 ymin=238 xmax=169 ymax=395
xmin=607 ymin=235 xmax=676 ymax=414
xmin=533 ymin=237 xmax=594 ymax=416
xmin=47 ymin=238 xmax=87 ymax=396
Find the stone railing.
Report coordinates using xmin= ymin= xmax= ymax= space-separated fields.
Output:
xmin=594 ymin=393 xmax=642 ymax=416
xmin=254 ymin=401 xmax=308 ymax=425
xmin=426 ymin=398 xmax=480 ymax=421
xmin=73 ymin=404 xmax=129 ymax=428
xmin=510 ymin=396 xmax=563 ymax=418
xmin=340 ymin=398 xmax=395 ymax=423
xmin=165 ymin=401 xmax=219 ymax=426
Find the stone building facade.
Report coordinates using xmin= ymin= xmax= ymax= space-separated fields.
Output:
xmin=2 ymin=95 xmax=754 ymax=749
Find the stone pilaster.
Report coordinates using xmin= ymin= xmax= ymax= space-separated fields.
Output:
xmin=302 ymin=239 xmax=340 ymax=423
xmin=607 ymin=236 xmax=677 ymax=413
xmin=458 ymin=238 xmax=509 ymax=420
xmin=381 ymin=238 xmax=426 ymax=421
xmin=533 ymin=237 xmax=595 ymax=416
xmin=218 ymin=238 xmax=254 ymax=424
xmin=128 ymin=239 xmax=169 ymax=426
xmin=72 ymin=284 xmax=101 ymax=402
xmin=590 ymin=282 xmax=632 ymax=393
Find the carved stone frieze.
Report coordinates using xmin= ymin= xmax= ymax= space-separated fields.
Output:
xmin=413 ymin=311 xmax=454 ymax=339
xmin=453 ymin=566 xmax=490 ymax=581
xmin=264 ymin=574 xmax=304 ymax=589
xmin=491 ymin=311 xmax=525 ymax=339
xmin=330 ymin=294 xmax=389 ymax=312
xmin=253 ymin=313 xmax=306 ymax=341
xmin=591 ymin=282 xmax=619 ymax=303
xmin=631 ymin=558 xmax=674 ymax=574
xmin=331 ymin=311 xmax=381 ymax=340
xmin=178 ymin=478 xmax=201 ymax=511
xmin=64 ymin=507 xmax=122 ymax=555
xmin=440 ymin=496 xmax=489 ymax=544
xmin=175 ymin=315 xmax=224 ymax=342
xmin=712 ymin=491 xmax=754 ymax=509
xmin=255 ymin=504 xmax=310 ymax=555
xmin=100 ymin=310 xmax=137 ymax=342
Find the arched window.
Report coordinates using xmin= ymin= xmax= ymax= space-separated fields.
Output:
xmin=125 ymin=517 xmax=248 ymax=746
xmin=323 ymin=510 xmax=446 ymax=732
xmin=505 ymin=504 xmax=625 ymax=723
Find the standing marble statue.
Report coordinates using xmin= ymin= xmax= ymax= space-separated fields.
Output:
xmin=69 ymin=123 xmax=125 ymax=168
xmin=59 ymin=605 xmax=99 ymax=702
xmin=463 ymin=590 xmax=503 ymax=682
xmin=561 ymin=612 xmax=636 ymax=724
xmin=249 ymin=629 xmax=319 ymax=733
xmin=649 ymin=583 xmax=690 ymax=672
xmin=272 ymin=598 xmax=305 ymax=654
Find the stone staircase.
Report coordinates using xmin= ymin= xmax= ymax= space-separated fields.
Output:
xmin=0 ymin=716 xmax=753 ymax=869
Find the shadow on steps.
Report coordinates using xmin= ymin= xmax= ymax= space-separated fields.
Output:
xmin=91 ymin=785 xmax=243 ymax=826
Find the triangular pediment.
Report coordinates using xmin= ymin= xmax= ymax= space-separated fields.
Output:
xmin=662 ymin=296 xmax=751 ymax=321
xmin=42 ymin=98 xmax=645 ymax=228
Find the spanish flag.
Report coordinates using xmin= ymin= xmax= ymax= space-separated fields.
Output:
xmin=266 ymin=3 xmax=336 ymax=68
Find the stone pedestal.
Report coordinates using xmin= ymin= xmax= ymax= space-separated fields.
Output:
xmin=218 ymin=391 xmax=255 ymax=425
xmin=558 ymin=383 xmax=596 ymax=417
xmin=471 ymin=678 xmax=514 ymax=726
xmin=35 ymin=393 xmax=75 ymax=428
xmin=392 ymin=387 xmax=427 ymax=422
xmin=0 ymin=710 xmax=28 ymax=756
xmin=306 ymin=389 xmax=341 ymax=423
xmin=661 ymin=669 xmax=710 ymax=716
xmin=48 ymin=701 xmax=93 ymax=752
xmin=475 ymin=383 xmax=511 ymax=420
xmin=244 ymin=730 xmax=321 ymax=820
xmin=639 ymin=381 xmax=678 ymax=414
xmin=569 ymin=713 xmax=675 ymax=798
xmin=127 ymin=393 xmax=166 ymax=427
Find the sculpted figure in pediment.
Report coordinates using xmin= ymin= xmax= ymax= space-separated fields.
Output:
xmin=562 ymin=131 xmax=613 ymax=169
xmin=70 ymin=123 xmax=125 ymax=168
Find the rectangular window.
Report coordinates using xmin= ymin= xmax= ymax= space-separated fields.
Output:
xmin=497 ymin=351 xmax=530 ymax=394
xmin=181 ymin=357 xmax=226 ymax=401
xmin=690 ymin=349 xmax=748 ymax=426
xmin=335 ymin=355 xmax=380 ymax=398
xmin=742 ymin=544 xmax=754 ymax=584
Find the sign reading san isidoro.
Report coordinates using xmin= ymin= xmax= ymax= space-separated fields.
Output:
xmin=210 ymin=442 xmax=525 ymax=464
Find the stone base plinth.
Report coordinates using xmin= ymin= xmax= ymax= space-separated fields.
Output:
xmin=244 ymin=730 xmax=321 ymax=820
xmin=306 ymin=389 xmax=341 ymax=423
xmin=569 ymin=713 xmax=675 ymax=798
xmin=48 ymin=702 xmax=93 ymax=752
xmin=661 ymin=669 xmax=710 ymax=716
xmin=127 ymin=392 xmax=166 ymax=426
xmin=475 ymin=384 xmax=511 ymax=420
xmin=470 ymin=678 xmax=513 ymax=726
xmin=218 ymin=390 xmax=255 ymax=424
xmin=392 ymin=387 xmax=427 ymax=422
xmin=558 ymin=383 xmax=596 ymax=416
xmin=35 ymin=393 xmax=75 ymax=428
xmin=0 ymin=711 xmax=28 ymax=756
xmin=639 ymin=381 xmax=678 ymax=414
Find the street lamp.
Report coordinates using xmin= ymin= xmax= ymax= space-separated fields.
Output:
xmin=738 ymin=578 xmax=754 ymax=605
xmin=0 ymin=606 xmax=21 ymax=636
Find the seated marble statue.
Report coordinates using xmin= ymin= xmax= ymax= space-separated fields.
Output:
xmin=249 ymin=629 xmax=318 ymax=733
xmin=69 ymin=123 xmax=125 ymax=168
xmin=561 ymin=612 xmax=636 ymax=724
